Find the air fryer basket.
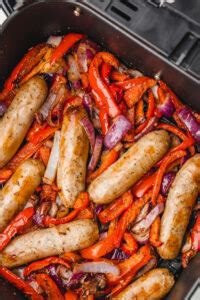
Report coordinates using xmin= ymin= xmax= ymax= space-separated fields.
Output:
xmin=0 ymin=1 xmax=199 ymax=299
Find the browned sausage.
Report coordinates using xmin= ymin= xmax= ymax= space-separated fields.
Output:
xmin=0 ymin=159 xmax=44 ymax=232
xmin=88 ymin=130 xmax=170 ymax=204
xmin=0 ymin=219 xmax=98 ymax=268
xmin=57 ymin=107 xmax=89 ymax=208
xmin=113 ymin=268 xmax=174 ymax=300
xmin=0 ymin=77 xmax=47 ymax=167
xmin=158 ymin=154 xmax=200 ymax=259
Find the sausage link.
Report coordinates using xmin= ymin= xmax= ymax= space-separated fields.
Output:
xmin=113 ymin=268 xmax=174 ymax=300
xmin=57 ymin=107 xmax=89 ymax=208
xmin=0 ymin=77 xmax=47 ymax=167
xmin=0 ymin=219 xmax=98 ymax=268
xmin=158 ymin=154 xmax=200 ymax=259
xmin=88 ymin=130 xmax=170 ymax=204
xmin=0 ymin=159 xmax=44 ymax=232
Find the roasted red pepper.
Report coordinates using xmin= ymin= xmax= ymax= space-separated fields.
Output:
xmin=43 ymin=192 xmax=89 ymax=226
xmin=121 ymin=232 xmax=138 ymax=255
xmin=35 ymin=273 xmax=64 ymax=300
xmin=133 ymin=172 xmax=156 ymax=198
xmin=101 ymin=62 xmax=112 ymax=84
xmin=89 ymin=52 xmax=120 ymax=118
xmin=99 ymin=108 xmax=109 ymax=135
xmin=3 ymin=44 xmax=48 ymax=93
xmin=98 ymin=191 xmax=133 ymax=224
xmin=64 ymin=291 xmax=78 ymax=300
xmin=0 ymin=207 xmax=34 ymax=251
xmin=50 ymin=33 xmax=85 ymax=64
xmin=159 ymin=80 xmax=184 ymax=110
xmin=24 ymin=257 xmax=70 ymax=277
xmin=0 ymin=267 xmax=43 ymax=300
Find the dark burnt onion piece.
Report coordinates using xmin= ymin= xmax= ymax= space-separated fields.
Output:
xmin=177 ymin=107 xmax=200 ymax=144
xmin=88 ymin=135 xmax=103 ymax=171
xmin=104 ymin=115 xmax=132 ymax=149
xmin=161 ymin=172 xmax=176 ymax=196
xmin=46 ymin=265 xmax=66 ymax=293
xmin=105 ymin=248 xmax=130 ymax=261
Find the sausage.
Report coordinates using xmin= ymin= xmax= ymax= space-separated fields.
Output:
xmin=113 ymin=268 xmax=174 ymax=300
xmin=88 ymin=130 xmax=170 ymax=204
xmin=57 ymin=107 xmax=89 ymax=208
xmin=0 ymin=159 xmax=44 ymax=232
xmin=158 ymin=154 xmax=200 ymax=259
xmin=0 ymin=77 xmax=47 ymax=167
xmin=0 ymin=219 xmax=98 ymax=268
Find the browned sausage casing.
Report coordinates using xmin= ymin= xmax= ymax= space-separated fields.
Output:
xmin=88 ymin=130 xmax=170 ymax=204
xmin=113 ymin=268 xmax=174 ymax=300
xmin=158 ymin=154 xmax=200 ymax=259
xmin=57 ymin=107 xmax=89 ymax=208
xmin=0 ymin=159 xmax=44 ymax=232
xmin=0 ymin=77 xmax=47 ymax=167
xmin=0 ymin=219 xmax=98 ymax=268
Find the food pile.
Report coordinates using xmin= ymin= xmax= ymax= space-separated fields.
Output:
xmin=0 ymin=33 xmax=199 ymax=300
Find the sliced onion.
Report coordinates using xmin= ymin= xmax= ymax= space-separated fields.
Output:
xmin=95 ymin=204 xmax=104 ymax=215
xmin=72 ymin=80 xmax=82 ymax=90
xmin=46 ymin=265 xmax=65 ymax=292
xmin=29 ymin=279 xmax=43 ymax=294
xmin=49 ymin=202 xmax=58 ymax=217
xmin=80 ymin=116 xmax=95 ymax=151
xmin=105 ymin=248 xmax=130 ymax=261
xmin=132 ymin=203 xmax=164 ymax=234
xmin=134 ymin=116 xmax=158 ymax=142
xmin=76 ymin=40 xmax=98 ymax=73
xmin=67 ymin=55 xmax=80 ymax=83
xmin=127 ymin=69 xmax=143 ymax=78
xmin=0 ymin=102 xmax=7 ymax=116
xmin=83 ymin=94 xmax=93 ymax=117
xmin=135 ymin=203 xmax=150 ymax=223
xmin=151 ymin=85 xmax=158 ymax=99
xmin=132 ymin=230 xmax=150 ymax=244
xmin=161 ymin=172 xmax=176 ymax=196
xmin=65 ymin=272 xmax=85 ymax=288
xmin=47 ymin=36 xmax=62 ymax=47
xmin=33 ymin=202 xmax=51 ymax=227
xmin=99 ymin=231 xmax=108 ymax=241
xmin=43 ymin=131 xmax=60 ymax=184
xmin=104 ymin=115 xmax=132 ymax=149
xmin=157 ymin=95 xmax=175 ymax=118
xmin=88 ymin=135 xmax=103 ymax=171
xmin=177 ymin=107 xmax=200 ymax=144
xmin=74 ymin=261 xmax=120 ymax=276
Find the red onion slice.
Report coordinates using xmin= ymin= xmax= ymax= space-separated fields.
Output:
xmin=88 ymin=135 xmax=103 ymax=171
xmin=135 ymin=257 xmax=157 ymax=280
xmin=135 ymin=203 xmax=150 ymax=223
xmin=161 ymin=172 xmax=176 ymax=196
xmin=104 ymin=115 xmax=132 ymax=149
xmin=132 ymin=230 xmax=150 ymax=244
xmin=74 ymin=261 xmax=120 ymax=276
xmin=67 ymin=55 xmax=80 ymax=83
xmin=83 ymin=94 xmax=93 ymax=117
xmin=43 ymin=131 xmax=60 ymax=184
xmin=0 ymin=102 xmax=7 ymax=116
xmin=177 ymin=107 xmax=200 ymax=144
xmin=47 ymin=36 xmax=62 ymax=47
xmin=132 ymin=203 xmax=164 ymax=234
xmin=80 ymin=116 xmax=96 ymax=151
xmin=157 ymin=95 xmax=175 ymax=118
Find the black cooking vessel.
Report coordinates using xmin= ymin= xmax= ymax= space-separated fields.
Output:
xmin=0 ymin=1 xmax=199 ymax=299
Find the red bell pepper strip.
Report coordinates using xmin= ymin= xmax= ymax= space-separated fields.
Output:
xmin=151 ymin=150 xmax=186 ymax=205
xmin=35 ymin=273 xmax=64 ymax=300
xmin=76 ymin=207 xmax=94 ymax=220
xmin=50 ymin=33 xmax=85 ymax=64
xmin=64 ymin=291 xmax=78 ymax=300
xmin=114 ymin=191 xmax=152 ymax=247
xmin=107 ymin=244 xmax=152 ymax=285
xmin=4 ymin=44 xmax=48 ymax=93
xmin=24 ymin=257 xmax=70 ymax=277
xmin=98 ymin=190 xmax=133 ymax=224
xmin=99 ymin=108 xmax=109 ymax=135
xmin=89 ymin=52 xmax=120 ymax=118
xmin=43 ymin=192 xmax=89 ymax=226
xmin=121 ymin=232 xmax=138 ymax=255
xmin=0 ymin=207 xmax=34 ymax=251
xmin=0 ymin=169 xmax=12 ymax=184
xmin=135 ymin=99 xmax=145 ymax=125
xmin=191 ymin=214 xmax=200 ymax=251
xmin=101 ymin=62 xmax=112 ymax=84
xmin=133 ymin=172 xmax=156 ymax=198
xmin=0 ymin=266 xmax=43 ymax=300
xmin=61 ymin=252 xmax=81 ymax=263
xmin=88 ymin=148 xmax=119 ymax=182
xmin=110 ymin=71 xmax=129 ymax=82
xmin=149 ymin=216 xmax=162 ymax=247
